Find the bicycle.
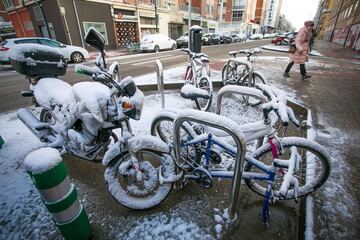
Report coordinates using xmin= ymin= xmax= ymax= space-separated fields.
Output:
xmin=180 ymin=48 xmax=213 ymax=111
xmin=221 ymin=48 xmax=267 ymax=106
xmin=151 ymin=85 xmax=330 ymax=226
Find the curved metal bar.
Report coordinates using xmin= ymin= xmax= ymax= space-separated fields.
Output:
xmin=226 ymin=59 xmax=253 ymax=87
xmin=173 ymin=109 xmax=246 ymax=221
xmin=155 ymin=60 xmax=165 ymax=109
xmin=216 ymin=85 xmax=268 ymax=115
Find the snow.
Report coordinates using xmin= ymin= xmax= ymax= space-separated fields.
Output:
xmin=8 ymin=43 xmax=62 ymax=63
xmin=73 ymin=81 xmax=111 ymax=123
xmin=180 ymin=84 xmax=209 ymax=98
xmin=24 ymin=147 xmax=62 ymax=174
xmin=127 ymin=135 xmax=169 ymax=153
xmin=261 ymin=44 xmax=323 ymax=56
xmin=0 ymin=57 xmax=349 ymax=239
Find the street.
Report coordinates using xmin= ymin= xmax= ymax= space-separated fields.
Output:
xmin=0 ymin=40 xmax=359 ymax=239
xmin=0 ymin=40 xmax=272 ymax=113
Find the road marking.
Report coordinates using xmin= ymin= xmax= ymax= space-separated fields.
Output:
xmin=120 ymin=54 xmax=173 ymax=65
xmin=131 ymin=55 xmax=181 ymax=66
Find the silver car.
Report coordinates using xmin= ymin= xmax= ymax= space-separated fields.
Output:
xmin=0 ymin=37 xmax=89 ymax=64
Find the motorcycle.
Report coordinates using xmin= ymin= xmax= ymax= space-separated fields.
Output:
xmin=12 ymin=27 xmax=175 ymax=209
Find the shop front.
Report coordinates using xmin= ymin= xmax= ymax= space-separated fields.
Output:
xmin=113 ymin=8 xmax=139 ymax=48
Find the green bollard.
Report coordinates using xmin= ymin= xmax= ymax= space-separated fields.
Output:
xmin=0 ymin=135 xmax=4 ymax=148
xmin=24 ymin=147 xmax=93 ymax=240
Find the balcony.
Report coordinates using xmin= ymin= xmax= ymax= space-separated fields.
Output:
xmin=179 ymin=5 xmax=201 ymax=14
xmin=232 ymin=5 xmax=245 ymax=10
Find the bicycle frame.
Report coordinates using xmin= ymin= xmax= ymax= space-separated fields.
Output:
xmin=180 ymin=126 xmax=284 ymax=227
xmin=184 ymin=58 xmax=208 ymax=84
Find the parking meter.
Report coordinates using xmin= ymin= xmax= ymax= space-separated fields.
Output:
xmin=189 ymin=25 xmax=202 ymax=53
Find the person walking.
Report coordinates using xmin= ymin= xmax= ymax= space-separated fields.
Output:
xmin=284 ymin=20 xmax=314 ymax=80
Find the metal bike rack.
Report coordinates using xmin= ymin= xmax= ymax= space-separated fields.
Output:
xmin=225 ymin=59 xmax=253 ymax=86
xmin=155 ymin=60 xmax=165 ymax=109
xmin=216 ymin=85 xmax=268 ymax=115
xmin=173 ymin=109 xmax=246 ymax=221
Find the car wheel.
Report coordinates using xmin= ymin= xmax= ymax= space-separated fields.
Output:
xmin=71 ymin=52 xmax=84 ymax=63
xmin=154 ymin=45 xmax=160 ymax=53
xmin=171 ymin=44 xmax=176 ymax=50
xmin=275 ymin=41 xmax=281 ymax=45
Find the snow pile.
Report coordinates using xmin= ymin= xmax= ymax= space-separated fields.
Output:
xmin=119 ymin=214 xmax=212 ymax=240
xmin=24 ymin=147 xmax=62 ymax=174
xmin=0 ymin=111 xmax=58 ymax=239
xmin=213 ymin=208 xmax=231 ymax=239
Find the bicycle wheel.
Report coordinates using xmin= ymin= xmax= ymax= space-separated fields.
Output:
xmin=104 ymin=150 xmax=173 ymax=210
xmin=244 ymin=137 xmax=330 ymax=199
xmin=221 ymin=63 xmax=244 ymax=85
xmin=240 ymin=71 xmax=267 ymax=106
xmin=151 ymin=115 xmax=201 ymax=167
xmin=195 ymin=76 xmax=213 ymax=111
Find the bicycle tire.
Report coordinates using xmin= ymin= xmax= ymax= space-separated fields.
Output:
xmin=104 ymin=150 xmax=173 ymax=210
xmin=150 ymin=114 xmax=202 ymax=169
xmin=240 ymin=71 xmax=267 ymax=106
xmin=244 ymin=137 xmax=330 ymax=199
xmin=195 ymin=76 xmax=213 ymax=111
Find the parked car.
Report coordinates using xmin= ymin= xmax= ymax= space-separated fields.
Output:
xmin=263 ymin=33 xmax=272 ymax=39
xmin=0 ymin=37 xmax=89 ymax=64
xmin=249 ymin=34 xmax=264 ymax=40
xmin=237 ymin=33 xmax=247 ymax=42
xmin=219 ymin=32 xmax=232 ymax=44
xmin=271 ymin=32 xmax=297 ymax=45
xmin=202 ymin=33 xmax=220 ymax=45
xmin=176 ymin=32 xmax=189 ymax=48
xmin=140 ymin=34 xmax=177 ymax=52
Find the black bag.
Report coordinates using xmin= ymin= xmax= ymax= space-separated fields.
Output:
xmin=288 ymin=44 xmax=296 ymax=53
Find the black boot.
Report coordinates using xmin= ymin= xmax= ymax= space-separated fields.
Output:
xmin=284 ymin=72 xmax=290 ymax=78
xmin=302 ymin=74 xmax=311 ymax=80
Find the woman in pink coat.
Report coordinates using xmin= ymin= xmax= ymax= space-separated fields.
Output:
xmin=284 ymin=21 xmax=314 ymax=80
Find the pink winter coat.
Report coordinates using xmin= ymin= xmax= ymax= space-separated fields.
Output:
xmin=289 ymin=26 xmax=312 ymax=64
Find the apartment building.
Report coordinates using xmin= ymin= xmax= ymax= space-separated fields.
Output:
xmin=262 ymin=0 xmax=282 ymax=33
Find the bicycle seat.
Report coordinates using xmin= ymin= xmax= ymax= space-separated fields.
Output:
xmin=229 ymin=51 xmax=238 ymax=56
xmin=180 ymin=84 xmax=210 ymax=100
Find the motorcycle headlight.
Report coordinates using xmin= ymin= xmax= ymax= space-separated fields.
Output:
xmin=121 ymin=89 xmax=144 ymax=120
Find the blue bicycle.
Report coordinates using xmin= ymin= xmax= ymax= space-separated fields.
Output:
xmin=151 ymin=87 xmax=330 ymax=227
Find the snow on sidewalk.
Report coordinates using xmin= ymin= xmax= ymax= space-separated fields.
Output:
xmin=261 ymin=44 xmax=323 ymax=56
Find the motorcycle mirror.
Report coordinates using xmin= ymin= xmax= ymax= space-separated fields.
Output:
xmin=85 ymin=27 xmax=105 ymax=52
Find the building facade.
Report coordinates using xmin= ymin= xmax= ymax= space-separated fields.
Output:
xmin=315 ymin=0 xmax=360 ymax=51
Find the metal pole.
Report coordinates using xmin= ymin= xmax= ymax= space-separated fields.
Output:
xmin=173 ymin=110 xmax=247 ymax=220
xmin=188 ymin=0 xmax=191 ymax=49
xmin=154 ymin=0 xmax=158 ymax=33
xmin=155 ymin=60 xmax=165 ymax=109
xmin=72 ymin=0 xmax=85 ymax=48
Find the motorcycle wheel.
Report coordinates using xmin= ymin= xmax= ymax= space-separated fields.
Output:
xmin=104 ymin=150 xmax=173 ymax=210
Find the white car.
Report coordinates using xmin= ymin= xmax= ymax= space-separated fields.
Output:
xmin=140 ymin=34 xmax=177 ymax=52
xmin=249 ymin=34 xmax=264 ymax=40
xmin=0 ymin=37 xmax=89 ymax=64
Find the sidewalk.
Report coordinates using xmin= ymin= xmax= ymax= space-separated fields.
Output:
xmin=88 ymin=48 xmax=136 ymax=59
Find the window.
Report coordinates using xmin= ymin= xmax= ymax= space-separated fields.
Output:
xmin=38 ymin=39 xmax=61 ymax=47
xmin=223 ymin=2 xmax=226 ymax=7
xmin=232 ymin=11 xmax=244 ymax=22
xmin=33 ymin=6 xmax=43 ymax=21
xmin=140 ymin=17 xmax=155 ymax=25
xmin=233 ymin=0 xmax=244 ymax=9
xmin=83 ymin=22 xmax=108 ymax=45
xmin=2 ymin=0 xmax=14 ymax=10
xmin=14 ymin=39 xmax=39 ymax=44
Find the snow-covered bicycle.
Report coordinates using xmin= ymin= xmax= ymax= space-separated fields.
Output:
xmin=151 ymin=85 xmax=330 ymax=226
xmin=180 ymin=48 xmax=213 ymax=111
xmin=221 ymin=49 xmax=267 ymax=106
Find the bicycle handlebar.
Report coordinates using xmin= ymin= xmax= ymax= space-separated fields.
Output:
xmin=256 ymin=84 xmax=300 ymax=127
xmin=181 ymin=48 xmax=209 ymax=60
